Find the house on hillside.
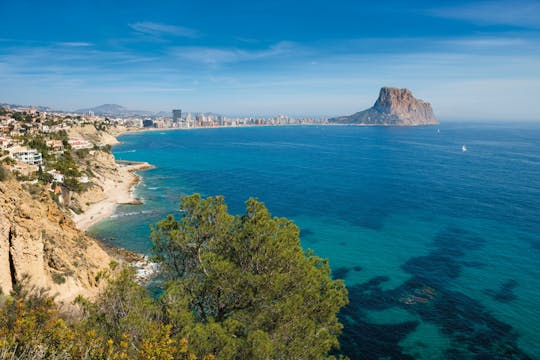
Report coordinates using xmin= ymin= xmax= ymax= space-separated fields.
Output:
xmin=46 ymin=139 xmax=64 ymax=154
xmin=47 ymin=169 xmax=65 ymax=183
xmin=6 ymin=162 xmax=39 ymax=176
xmin=68 ymin=138 xmax=93 ymax=150
xmin=9 ymin=146 xmax=43 ymax=166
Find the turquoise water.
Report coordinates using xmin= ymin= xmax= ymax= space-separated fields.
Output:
xmin=90 ymin=124 xmax=540 ymax=359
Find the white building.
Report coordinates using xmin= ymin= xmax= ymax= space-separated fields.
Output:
xmin=47 ymin=169 xmax=65 ymax=183
xmin=9 ymin=147 xmax=43 ymax=166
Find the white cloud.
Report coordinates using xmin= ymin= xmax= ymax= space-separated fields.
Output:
xmin=56 ymin=42 xmax=93 ymax=47
xmin=439 ymin=37 xmax=529 ymax=48
xmin=429 ymin=1 xmax=540 ymax=28
xmin=171 ymin=41 xmax=299 ymax=64
xmin=129 ymin=21 xmax=200 ymax=38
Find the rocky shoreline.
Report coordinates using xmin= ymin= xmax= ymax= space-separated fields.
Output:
xmin=70 ymin=129 xmax=158 ymax=284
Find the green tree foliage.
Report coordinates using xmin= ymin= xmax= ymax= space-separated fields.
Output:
xmin=78 ymin=267 xmax=163 ymax=345
xmin=54 ymin=151 xmax=82 ymax=192
xmin=54 ymin=151 xmax=79 ymax=177
xmin=12 ymin=112 xmax=23 ymax=121
xmin=47 ymin=129 xmax=69 ymax=145
xmin=37 ymin=166 xmax=53 ymax=184
xmin=152 ymin=194 xmax=349 ymax=359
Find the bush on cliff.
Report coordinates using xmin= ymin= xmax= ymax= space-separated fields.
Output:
xmin=0 ymin=276 xmax=206 ymax=360
xmin=0 ymin=165 xmax=7 ymax=181
xmin=152 ymin=194 xmax=349 ymax=359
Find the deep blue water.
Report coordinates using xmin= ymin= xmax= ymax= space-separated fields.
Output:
xmin=91 ymin=123 xmax=540 ymax=359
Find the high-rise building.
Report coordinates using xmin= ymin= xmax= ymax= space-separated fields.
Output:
xmin=172 ymin=109 xmax=182 ymax=124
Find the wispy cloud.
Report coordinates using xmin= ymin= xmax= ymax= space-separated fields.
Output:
xmin=429 ymin=0 xmax=540 ymax=28
xmin=129 ymin=21 xmax=200 ymax=38
xmin=439 ymin=37 xmax=529 ymax=48
xmin=140 ymin=87 xmax=193 ymax=93
xmin=171 ymin=41 xmax=300 ymax=64
xmin=56 ymin=42 xmax=93 ymax=47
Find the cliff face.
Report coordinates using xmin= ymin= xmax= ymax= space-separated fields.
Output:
xmin=0 ymin=178 xmax=112 ymax=303
xmin=68 ymin=124 xmax=124 ymax=146
xmin=329 ymin=87 xmax=438 ymax=126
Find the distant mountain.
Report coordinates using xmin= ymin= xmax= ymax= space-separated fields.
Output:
xmin=75 ymin=104 xmax=153 ymax=116
xmin=0 ymin=102 xmax=55 ymax=112
xmin=329 ymin=87 xmax=438 ymax=126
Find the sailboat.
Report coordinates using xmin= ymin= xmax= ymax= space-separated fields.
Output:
xmin=462 ymin=145 xmax=467 ymax=152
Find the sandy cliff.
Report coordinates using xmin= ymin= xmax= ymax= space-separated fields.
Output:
xmin=0 ymin=178 xmax=112 ymax=303
xmin=67 ymin=124 xmax=126 ymax=146
xmin=0 ymin=126 xmax=153 ymax=305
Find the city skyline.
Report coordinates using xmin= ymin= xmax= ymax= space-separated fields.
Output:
xmin=1 ymin=0 xmax=540 ymax=120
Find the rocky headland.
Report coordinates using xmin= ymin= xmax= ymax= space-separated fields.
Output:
xmin=329 ymin=87 xmax=438 ymax=126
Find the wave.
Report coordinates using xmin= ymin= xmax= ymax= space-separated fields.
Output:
xmin=109 ymin=210 xmax=158 ymax=219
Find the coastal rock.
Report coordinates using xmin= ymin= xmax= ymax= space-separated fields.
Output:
xmin=329 ymin=87 xmax=438 ymax=126
xmin=0 ymin=178 xmax=112 ymax=303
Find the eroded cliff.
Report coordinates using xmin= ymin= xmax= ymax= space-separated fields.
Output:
xmin=0 ymin=178 xmax=112 ymax=304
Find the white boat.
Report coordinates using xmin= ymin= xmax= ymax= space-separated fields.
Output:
xmin=462 ymin=145 xmax=467 ymax=152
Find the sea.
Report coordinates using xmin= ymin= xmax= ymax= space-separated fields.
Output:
xmin=90 ymin=123 xmax=540 ymax=359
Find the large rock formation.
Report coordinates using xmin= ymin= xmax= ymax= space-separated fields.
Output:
xmin=0 ymin=177 xmax=112 ymax=304
xmin=329 ymin=87 xmax=438 ymax=126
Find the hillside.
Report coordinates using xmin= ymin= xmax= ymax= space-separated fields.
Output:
xmin=0 ymin=177 xmax=112 ymax=304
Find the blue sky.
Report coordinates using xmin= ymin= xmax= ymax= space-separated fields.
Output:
xmin=1 ymin=0 xmax=539 ymax=120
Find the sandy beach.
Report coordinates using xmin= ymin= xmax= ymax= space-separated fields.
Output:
xmin=73 ymin=160 xmax=153 ymax=231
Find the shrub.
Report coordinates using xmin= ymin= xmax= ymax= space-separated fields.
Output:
xmin=51 ymin=272 xmax=66 ymax=284
xmin=0 ymin=165 xmax=7 ymax=182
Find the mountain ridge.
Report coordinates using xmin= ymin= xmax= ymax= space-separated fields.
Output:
xmin=75 ymin=104 xmax=153 ymax=116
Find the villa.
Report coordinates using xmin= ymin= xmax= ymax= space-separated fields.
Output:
xmin=47 ymin=169 xmax=65 ymax=183
xmin=9 ymin=146 xmax=43 ymax=166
